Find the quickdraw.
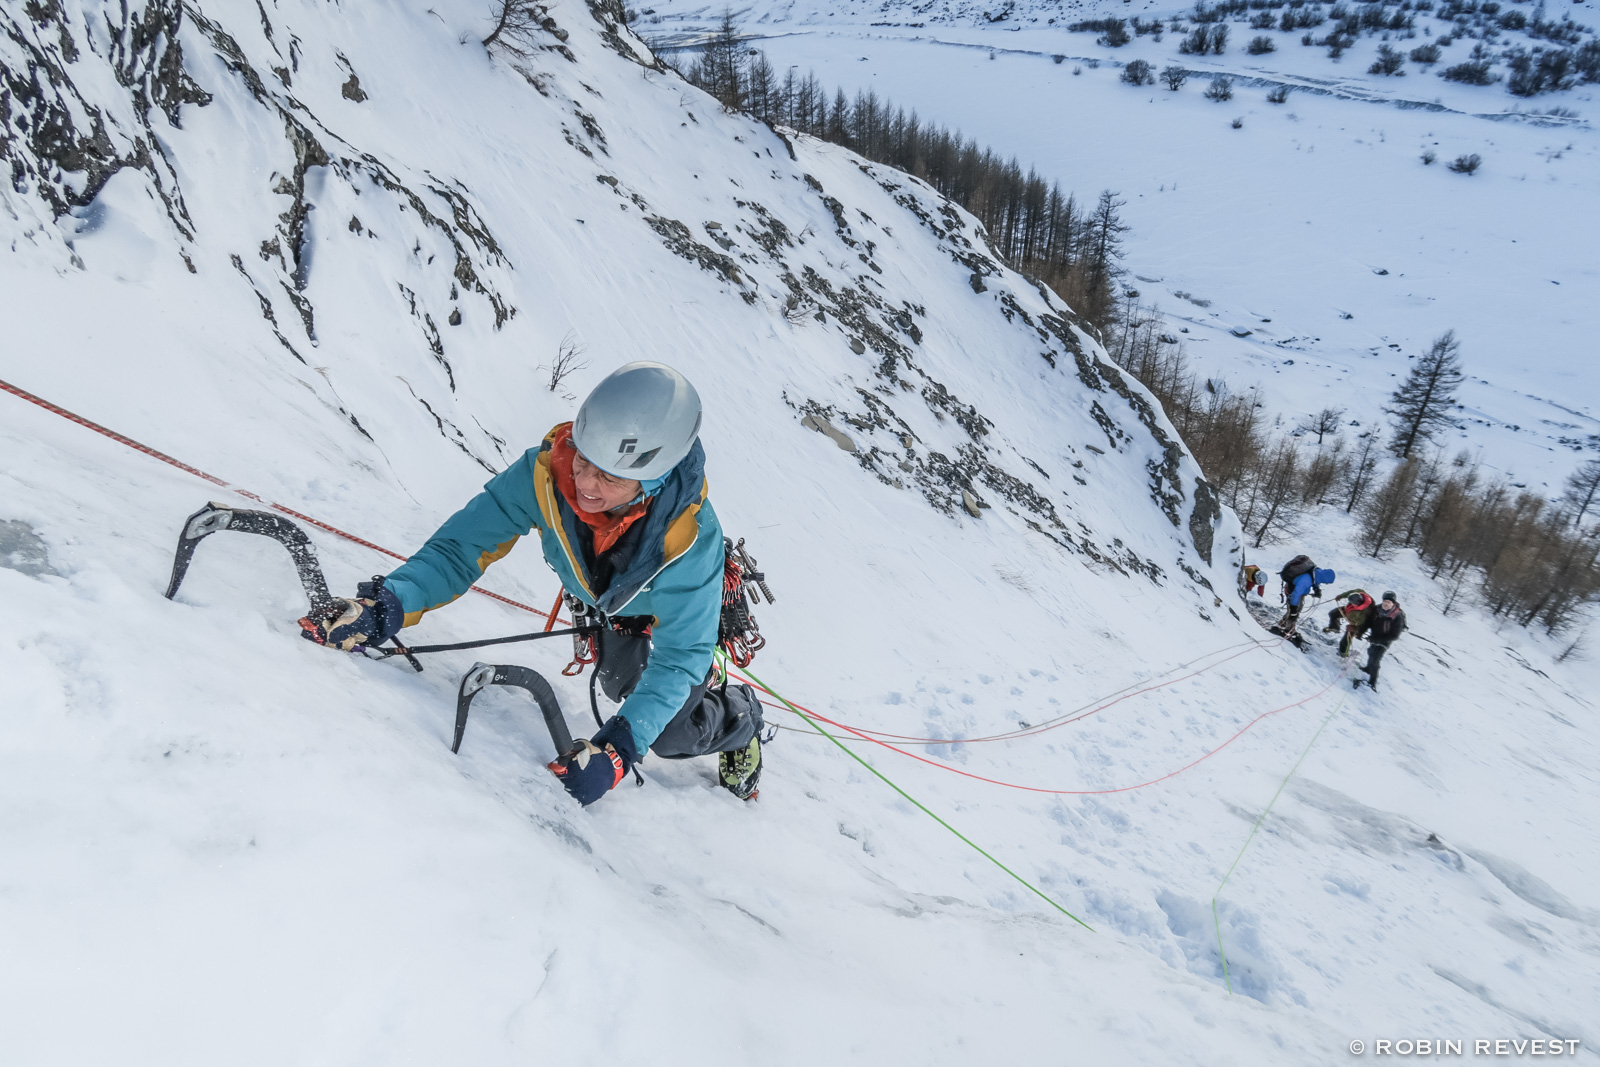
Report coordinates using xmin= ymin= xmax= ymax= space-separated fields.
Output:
xmin=718 ymin=536 xmax=773 ymax=671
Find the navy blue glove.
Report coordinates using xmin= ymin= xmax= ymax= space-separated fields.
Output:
xmin=549 ymin=715 xmax=638 ymax=806
xmin=300 ymin=580 xmax=404 ymax=652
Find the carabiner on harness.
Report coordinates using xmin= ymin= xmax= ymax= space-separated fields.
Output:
xmin=561 ymin=591 xmax=600 ymax=676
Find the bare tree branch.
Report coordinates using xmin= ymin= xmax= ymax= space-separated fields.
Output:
xmin=544 ymin=333 xmax=589 ymax=393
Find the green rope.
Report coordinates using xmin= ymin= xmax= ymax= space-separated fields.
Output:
xmin=732 ymin=657 xmax=1093 ymax=932
xmin=1212 ymin=690 xmax=1348 ymax=993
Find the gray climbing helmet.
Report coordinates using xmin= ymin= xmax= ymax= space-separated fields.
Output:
xmin=572 ymin=362 xmax=703 ymax=481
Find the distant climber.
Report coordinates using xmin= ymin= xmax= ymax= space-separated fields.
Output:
xmin=1269 ymin=554 xmax=1334 ymax=647
xmin=1240 ymin=562 xmax=1266 ymax=598
xmin=301 ymin=362 xmax=767 ymax=804
xmin=1355 ymin=591 xmax=1408 ymax=691
xmin=1323 ymin=588 xmax=1376 ymax=657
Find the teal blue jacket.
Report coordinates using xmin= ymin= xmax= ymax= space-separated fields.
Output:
xmin=384 ymin=425 xmax=723 ymax=754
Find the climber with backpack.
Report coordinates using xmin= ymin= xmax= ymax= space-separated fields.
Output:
xmin=1323 ymin=588 xmax=1377 ymax=657
xmin=1269 ymin=553 xmax=1335 ymax=647
xmin=300 ymin=362 xmax=768 ymax=804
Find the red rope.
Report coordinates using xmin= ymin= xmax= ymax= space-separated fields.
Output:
xmin=3 ymin=374 xmax=1337 ymax=795
xmin=729 ymin=661 xmax=1351 ymax=795
xmin=824 ymin=641 xmax=1273 ymax=746
xmin=0 ymin=375 xmax=556 ymax=621
xmin=1 ymin=376 xmax=232 ymax=487
xmin=267 ymin=502 xmax=408 ymax=561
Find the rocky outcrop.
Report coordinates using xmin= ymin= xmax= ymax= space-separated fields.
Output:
xmin=1 ymin=0 xmax=208 ymax=234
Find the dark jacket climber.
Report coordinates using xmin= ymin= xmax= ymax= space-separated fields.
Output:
xmin=301 ymin=362 xmax=766 ymax=804
xmin=1357 ymin=592 xmax=1407 ymax=690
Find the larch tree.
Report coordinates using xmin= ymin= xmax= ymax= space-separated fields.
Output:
xmin=1362 ymin=458 xmax=1421 ymax=559
xmin=1077 ymin=190 xmax=1129 ymax=332
xmin=1300 ymin=405 xmax=1345 ymax=445
xmin=1386 ymin=330 xmax=1466 ymax=458
xmin=1344 ymin=431 xmax=1384 ymax=513
xmin=1560 ymin=455 xmax=1600 ymax=528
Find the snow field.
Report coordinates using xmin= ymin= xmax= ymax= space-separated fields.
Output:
xmin=6 ymin=379 xmax=1598 ymax=1060
xmin=2 ymin=0 xmax=1598 ymax=1061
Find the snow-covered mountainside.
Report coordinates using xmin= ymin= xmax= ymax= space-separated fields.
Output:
xmin=2 ymin=1 xmax=1598 ymax=1063
xmin=2 ymin=0 xmax=1230 ymax=584
xmin=647 ymin=0 xmax=1600 ymax=491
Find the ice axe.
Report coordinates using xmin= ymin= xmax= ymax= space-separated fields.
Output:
xmin=164 ymin=501 xmax=338 ymax=619
xmin=453 ymin=662 xmax=574 ymax=758
xmin=164 ymin=504 xmax=581 ymax=761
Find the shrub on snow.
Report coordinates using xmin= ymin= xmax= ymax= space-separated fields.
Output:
xmin=1121 ymin=58 xmax=1156 ymax=84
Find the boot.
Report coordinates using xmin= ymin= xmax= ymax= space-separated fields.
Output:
xmin=1357 ymin=662 xmax=1377 ymax=690
xmin=718 ymin=734 xmax=762 ymax=801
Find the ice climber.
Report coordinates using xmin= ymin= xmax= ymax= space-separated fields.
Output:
xmin=1240 ymin=562 xmax=1266 ymax=598
xmin=1323 ymin=588 xmax=1376 ymax=657
xmin=1271 ymin=554 xmax=1335 ymax=646
xmin=1355 ymin=592 xmax=1408 ymax=691
xmin=301 ymin=362 xmax=767 ymax=804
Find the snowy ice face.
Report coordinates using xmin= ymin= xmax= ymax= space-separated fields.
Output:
xmin=571 ymin=449 xmax=642 ymax=514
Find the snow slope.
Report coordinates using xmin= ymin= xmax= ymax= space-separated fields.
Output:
xmin=3 ymin=0 xmax=1599 ymax=1062
xmin=645 ymin=0 xmax=1600 ymax=491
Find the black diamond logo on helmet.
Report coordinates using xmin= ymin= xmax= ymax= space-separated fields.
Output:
xmin=618 ymin=438 xmax=637 ymax=454
xmin=625 ymin=447 xmax=661 ymax=470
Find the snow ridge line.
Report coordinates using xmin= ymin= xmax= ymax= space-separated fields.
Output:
xmin=729 ymin=659 xmax=1353 ymax=795
xmin=0 ymin=376 xmax=555 ymax=621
